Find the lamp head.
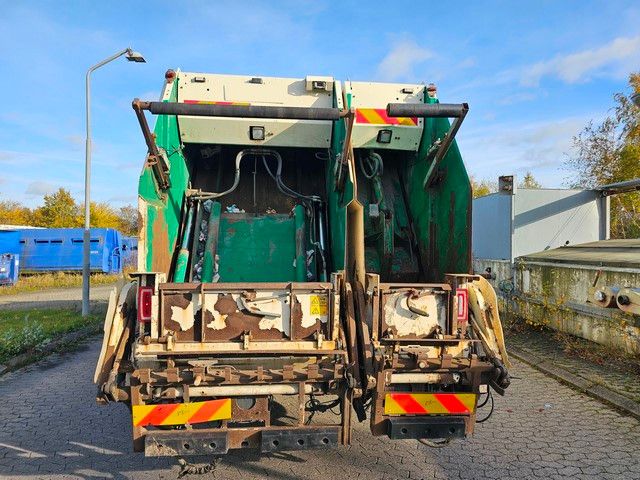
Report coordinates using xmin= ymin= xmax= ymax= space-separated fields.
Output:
xmin=125 ymin=49 xmax=146 ymax=63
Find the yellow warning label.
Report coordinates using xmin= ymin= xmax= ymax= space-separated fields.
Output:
xmin=310 ymin=295 xmax=328 ymax=315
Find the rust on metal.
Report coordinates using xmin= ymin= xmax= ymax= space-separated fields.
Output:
xmin=151 ymin=209 xmax=171 ymax=273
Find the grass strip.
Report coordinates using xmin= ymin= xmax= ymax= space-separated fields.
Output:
xmin=0 ymin=272 xmax=120 ymax=296
xmin=0 ymin=307 xmax=104 ymax=364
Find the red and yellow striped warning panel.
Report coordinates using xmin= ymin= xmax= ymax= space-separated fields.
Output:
xmin=132 ymin=399 xmax=232 ymax=427
xmin=183 ymin=100 xmax=251 ymax=106
xmin=355 ymin=108 xmax=418 ymax=126
xmin=384 ymin=393 xmax=476 ymax=415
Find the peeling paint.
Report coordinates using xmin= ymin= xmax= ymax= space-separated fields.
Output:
xmin=200 ymin=291 xmax=291 ymax=335
xmin=206 ymin=312 xmax=228 ymax=330
xmin=170 ymin=304 xmax=195 ymax=331
xmin=249 ymin=293 xmax=289 ymax=335
xmin=200 ymin=294 xmax=227 ymax=330
xmin=383 ymin=292 xmax=442 ymax=337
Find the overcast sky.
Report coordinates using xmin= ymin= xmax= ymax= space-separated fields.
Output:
xmin=1 ymin=1 xmax=639 ymax=207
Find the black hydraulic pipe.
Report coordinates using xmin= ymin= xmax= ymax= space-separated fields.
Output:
xmin=386 ymin=103 xmax=469 ymax=118
xmin=140 ymin=101 xmax=342 ymax=121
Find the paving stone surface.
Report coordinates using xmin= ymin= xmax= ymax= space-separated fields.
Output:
xmin=1 ymin=339 xmax=639 ymax=479
xmin=506 ymin=326 xmax=640 ymax=404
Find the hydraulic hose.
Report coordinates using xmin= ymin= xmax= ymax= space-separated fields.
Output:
xmin=261 ymin=153 xmax=321 ymax=202
xmin=174 ymin=203 xmax=195 ymax=282
xmin=358 ymin=151 xmax=383 ymax=179
xmin=190 ymin=148 xmax=320 ymax=201
xmin=190 ymin=149 xmax=247 ymax=200
xmin=476 ymin=390 xmax=495 ymax=423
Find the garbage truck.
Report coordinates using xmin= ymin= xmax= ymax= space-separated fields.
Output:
xmin=95 ymin=70 xmax=510 ymax=457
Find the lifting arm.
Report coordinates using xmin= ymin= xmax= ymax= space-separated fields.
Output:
xmin=386 ymin=102 xmax=469 ymax=189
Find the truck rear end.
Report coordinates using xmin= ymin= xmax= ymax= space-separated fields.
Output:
xmin=95 ymin=72 xmax=356 ymax=456
xmin=340 ymin=81 xmax=511 ymax=442
xmin=95 ymin=71 xmax=510 ymax=457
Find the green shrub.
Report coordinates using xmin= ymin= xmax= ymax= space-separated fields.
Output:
xmin=0 ymin=321 xmax=49 ymax=362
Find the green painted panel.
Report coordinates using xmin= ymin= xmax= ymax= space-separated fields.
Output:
xmin=138 ymin=79 xmax=190 ymax=274
xmin=407 ymin=92 xmax=472 ymax=280
xmin=217 ymin=213 xmax=299 ymax=282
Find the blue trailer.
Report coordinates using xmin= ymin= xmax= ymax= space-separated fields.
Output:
xmin=0 ymin=254 xmax=19 ymax=286
xmin=0 ymin=230 xmax=21 ymax=286
xmin=12 ymin=228 xmax=123 ymax=275
xmin=0 ymin=230 xmax=21 ymax=255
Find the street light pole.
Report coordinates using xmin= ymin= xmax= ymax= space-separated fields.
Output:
xmin=83 ymin=48 xmax=146 ymax=317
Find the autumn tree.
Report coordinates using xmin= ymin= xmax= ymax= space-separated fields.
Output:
xmin=84 ymin=202 xmax=121 ymax=229
xmin=32 ymin=188 xmax=80 ymax=227
xmin=0 ymin=201 xmax=32 ymax=225
xmin=519 ymin=171 xmax=542 ymax=189
xmin=566 ymin=72 xmax=640 ymax=238
xmin=117 ymin=205 xmax=138 ymax=236
xmin=1 ymin=188 xmax=139 ymax=236
xmin=470 ymin=176 xmax=497 ymax=198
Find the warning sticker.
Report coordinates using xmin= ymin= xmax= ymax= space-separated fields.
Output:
xmin=310 ymin=295 xmax=328 ymax=315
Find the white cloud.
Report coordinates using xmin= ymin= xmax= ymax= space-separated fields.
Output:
xmin=458 ymin=57 xmax=477 ymax=70
xmin=106 ymin=194 xmax=137 ymax=205
xmin=0 ymin=151 xmax=17 ymax=163
xmin=497 ymin=91 xmax=539 ymax=106
xmin=25 ymin=181 xmax=57 ymax=197
xmin=376 ymin=39 xmax=433 ymax=81
xmin=521 ymin=35 xmax=640 ymax=86
xmin=459 ymin=116 xmax=596 ymax=187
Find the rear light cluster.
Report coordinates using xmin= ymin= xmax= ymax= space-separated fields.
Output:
xmin=137 ymin=286 xmax=153 ymax=323
xmin=456 ymin=288 xmax=468 ymax=324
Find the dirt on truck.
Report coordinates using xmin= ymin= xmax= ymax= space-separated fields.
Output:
xmin=94 ymin=70 xmax=511 ymax=457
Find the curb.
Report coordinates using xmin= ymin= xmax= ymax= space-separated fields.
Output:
xmin=509 ymin=346 xmax=640 ymax=421
xmin=0 ymin=325 xmax=100 ymax=377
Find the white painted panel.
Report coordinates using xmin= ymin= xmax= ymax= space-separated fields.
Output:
xmin=346 ymin=81 xmax=424 ymax=151
xmin=175 ymin=72 xmax=334 ymax=148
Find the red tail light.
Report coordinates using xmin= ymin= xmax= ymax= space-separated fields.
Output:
xmin=456 ymin=288 xmax=468 ymax=325
xmin=138 ymin=286 xmax=153 ymax=323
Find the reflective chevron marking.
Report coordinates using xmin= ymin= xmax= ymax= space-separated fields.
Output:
xmin=384 ymin=393 xmax=476 ymax=415
xmin=132 ymin=398 xmax=232 ymax=427
xmin=355 ymin=108 xmax=418 ymax=126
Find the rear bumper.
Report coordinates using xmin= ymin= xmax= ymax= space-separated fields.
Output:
xmin=144 ymin=426 xmax=341 ymax=456
xmin=387 ymin=416 xmax=467 ymax=440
